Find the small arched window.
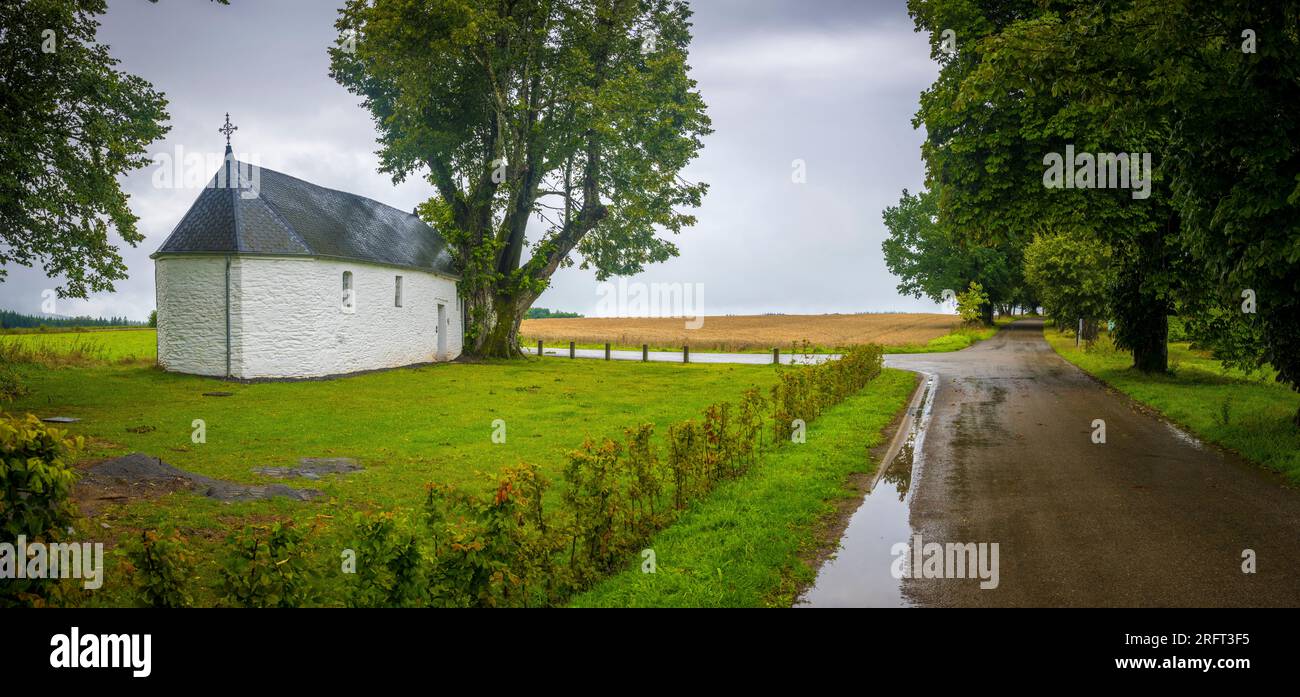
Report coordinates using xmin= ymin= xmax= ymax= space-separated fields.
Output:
xmin=342 ymin=271 xmax=354 ymax=311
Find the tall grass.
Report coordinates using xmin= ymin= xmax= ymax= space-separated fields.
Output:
xmin=0 ymin=335 xmax=149 ymax=367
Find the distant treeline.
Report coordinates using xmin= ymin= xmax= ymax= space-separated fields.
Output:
xmin=526 ymin=307 xmax=584 ymax=319
xmin=0 ymin=309 xmax=143 ymax=329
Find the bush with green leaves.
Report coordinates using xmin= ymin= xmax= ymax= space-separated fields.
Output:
xmin=562 ymin=437 xmax=627 ymax=585
xmin=1023 ymin=232 xmax=1115 ymax=340
xmin=217 ymin=521 xmax=316 ymax=608
xmin=0 ymin=413 xmax=82 ymax=607
xmin=346 ymin=512 xmax=427 ymax=608
xmin=623 ymin=424 xmax=663 ymax=537
xmin=121 ymin=529 xmax=195 ymax=608
xmin=667 ymin=420 xmax=702 ymax=511
xmin=423 ymin=463 xmax=557 ymax=607
xmin=956 ymin=281 xmax=990 ymax=326
xmin=0 ymin=367 xmax=29 ymax=403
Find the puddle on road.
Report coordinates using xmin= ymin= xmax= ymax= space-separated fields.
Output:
xmin=1163 ymin=421 xmax=1203 ymax=449
xmin=796 ymin=374 xmax=935 ymax=608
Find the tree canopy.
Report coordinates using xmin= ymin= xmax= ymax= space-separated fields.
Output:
xmin=0 ymin=0 xmax=169 ymax=298
xmin=905 ymin=0 xmax=1300 ymax=421
xmin=880 ymin=187 xmax=1028 ymax=323
xmin=1022 ymin=231 xmax=1114 ymax=339
xmin=330 ymin=0 xmax=711 ymax=357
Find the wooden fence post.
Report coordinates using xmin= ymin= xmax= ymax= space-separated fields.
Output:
xmin=537 ymin=339 xmax=543 ymax=357
xmin=604 ymin=342 xmax=611 ymax=360
xmin=773 ymin=348 xmax=779 ymax=365
xmin=642 ymin=344 xmax=649 ymax=362
xmin=569 ymin=341 xmax=575 ymax=359
xmin=683 ymin=345 xmax=689 ymax=363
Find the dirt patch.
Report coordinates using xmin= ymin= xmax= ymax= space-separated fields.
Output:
xmin=252 ymin=457 xmax=362 ymax=479
xmin=74 ymin=453 xmax=322 ymax=516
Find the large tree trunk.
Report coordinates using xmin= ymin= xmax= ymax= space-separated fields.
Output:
xmin=463 ymin=288 xmax=534 ymax=359
xmin=1129 ymin=310 xmax=1168 ymax=373
xmin=1112 ymin=218 xmax=1172 ymax=373
xmin=1081 ymin=318 xmax=1100 ymax=342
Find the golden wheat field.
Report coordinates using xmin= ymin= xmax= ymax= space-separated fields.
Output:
xmin=520 ymin=313 xmax=962 ymax=352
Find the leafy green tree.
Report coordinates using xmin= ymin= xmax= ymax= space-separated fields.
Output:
xmin=1022 ymin=232 xmax=1115 ymax=341
xmin=955 ymin=281 xmax=989 ymax=326
xmin=907 ymin=0 xmax=1181 ymax=372
xmin=1133 ymin=0 xmax=1300 ymax=424
xmin=880 ymin=188 xmax=1027 ymax=324
xmin=0 ymin=0 xmax=169 ymax=298
xmin=963 ymin=0 xmax=1300 ymax=421
xmin=330 ymin=0 xmax=711 ymax=357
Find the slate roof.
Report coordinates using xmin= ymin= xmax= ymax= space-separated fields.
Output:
xmin=152 ymin=158 xmax=456 ymax=277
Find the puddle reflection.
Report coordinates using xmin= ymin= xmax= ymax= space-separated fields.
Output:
xmin=796 ymin=375 xmax=933 ymax=607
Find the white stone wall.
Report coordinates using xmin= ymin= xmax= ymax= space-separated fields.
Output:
xmin=156 ymin=255 xmax=231 ymax=377
xmin=232 ymin=256 xmax=460 ymax=379
xmin=156 ymin=255 xmax=461 ymax=379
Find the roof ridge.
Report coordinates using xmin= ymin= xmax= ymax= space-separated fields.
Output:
xmin=229 ymin=167 xmax=245 ymax=254
xmin=231 ymin=159 xmax=421 ymax=222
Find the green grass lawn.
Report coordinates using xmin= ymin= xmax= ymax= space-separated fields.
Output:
xmin=1044 ymin=329 xmax=1300 ymax=482
xmin=571 ymin=368 xmax=918 ymax=607
xmin=5 ymin=352 xmax=790 ymax=605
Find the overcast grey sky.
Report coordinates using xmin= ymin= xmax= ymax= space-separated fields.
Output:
xmin=0 ymin=0 xmax=945 ymax=321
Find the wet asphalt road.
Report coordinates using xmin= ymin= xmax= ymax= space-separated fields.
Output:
xmin=888 ymin=319 xmax=1300 ymax=607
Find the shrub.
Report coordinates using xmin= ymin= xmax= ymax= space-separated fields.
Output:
xmin=1084 ymin=333 xmax=1121 ymax=356
xmin=956 ymin=281 xmax=990 ymax=325
xmin=736 ymin=388 xmax=766 ymax=469
xmin=422 ymin=464 xmax=557 ymax=607
xmin=0 ymin=413 xmax=82 ymax=607
xmin=1167 ymin=315 xmax=1188 ymax=342
xmin=623 ymin=424 xmax=663 ymax=536
xmin=702 ymin=402 xmax=736 ymax=480
xmin=217 ymin=521 xmax=316 ymax=608
xmin=667 ymin=420 xmax=702 ymax=511
xmin=562 ymin=437 xmax=628 ymax=585
xmin=121 ymin=529 xmax=195 ymax=608
xmin=771 ymin=367 xmax=815 ymax=441
xmin=347 ymin=512 xmax=427 ymax=608
xmin=0 ymin=367 xmax=29 ymax=402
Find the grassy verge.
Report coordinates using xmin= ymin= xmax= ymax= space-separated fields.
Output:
xmin=883 ymin=325 xmax=996 ymax=354
xmin=570 ymin=368 xmax=918 ymax=607
xmin=1044 ymin=329 xmax=1300 ymax=482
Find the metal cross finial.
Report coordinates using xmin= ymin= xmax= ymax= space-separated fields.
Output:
xmin=219 ymin=113 xmax=237 ymax=146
